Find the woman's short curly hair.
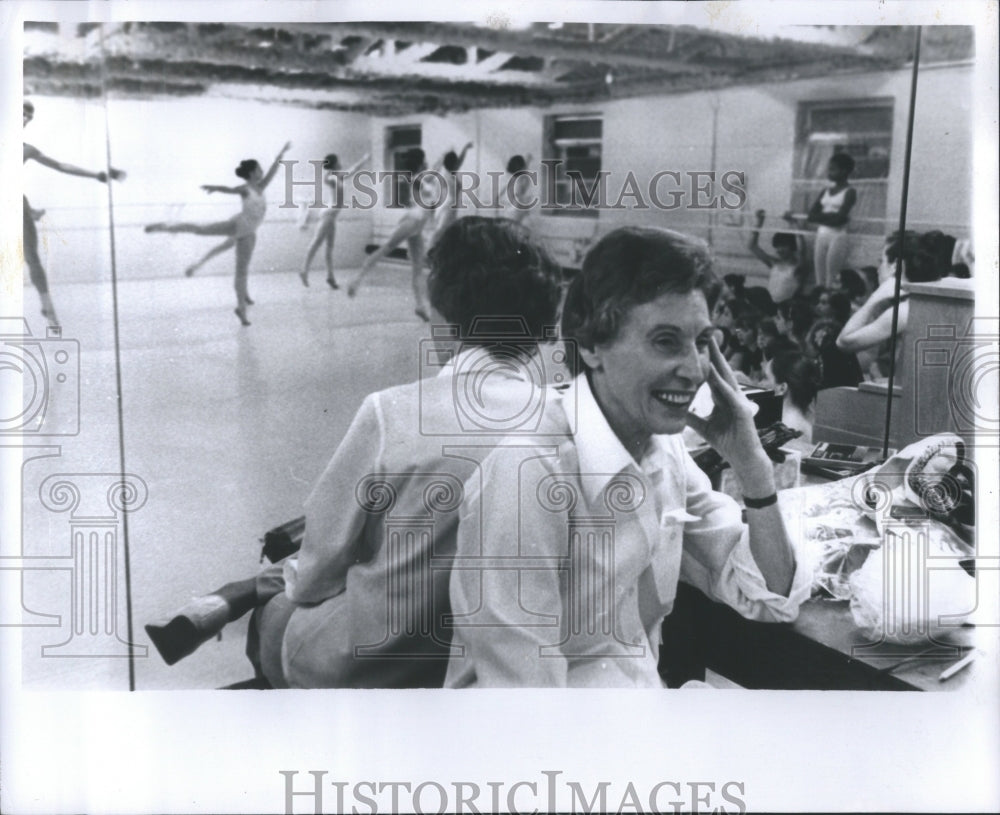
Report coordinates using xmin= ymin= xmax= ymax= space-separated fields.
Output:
xmin=426 ymin=217 xmax=562 ymax=348
xmin=561 ymin=227 xmax=715 ymax=368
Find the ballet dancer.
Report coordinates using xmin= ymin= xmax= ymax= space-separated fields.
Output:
xmin=498 ymin=153 xmax=535 ymax=226
xmin=299 ymin=151 xmax=370 ymax=289
xmin=347 ymin=145 xmax=466 ymax=321
xmin=146 ymin=141 xmax=291 ymax=326
xmin=428 ymin=142 xmax=474 ymax=249
xmin=22 ymin=100 xmax=126 ymax=327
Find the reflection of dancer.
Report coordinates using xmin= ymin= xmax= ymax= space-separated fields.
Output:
xmin=499 ymin=153 xmax=535 ymax=226
xmin=299 ymin=151 xmax=370 ymax=289
xmin=348 ymin=146 xmax=464 ymax=321
xmin=22 ymin=100 xmax=126 ymax=327
xmin=428 ymin=142 xmax=474 ymax=248
xmin=146 ymin=142 xmax=291 ymax=326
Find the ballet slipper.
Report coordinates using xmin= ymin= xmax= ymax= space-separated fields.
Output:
xmin=415 ymin=308 xmax=430 ymax=322
xmin=234 ymin=308 xmax=251 ymax=327
xmin=145 ymin=594 xmax=232 ymax=666
xmin=299 ymin=271 xmax=310 ymax=287
xmin=325 ymin=276 xmax=339 ymax=290
xmin=184 ymin=266 xmax=197 ymax=277
xmin=244 ymin=295 xmax=255 ymax=306
xmin=145 ymin=223 xmax=164 ymax=233
xmin=347 ymin=282 xmax=359 ymax=298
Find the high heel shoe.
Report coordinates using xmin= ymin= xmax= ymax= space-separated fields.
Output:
xmin=145 ymin=595 xmax=232 ymax=665
xmin=146 ymin=578 xmax=259 ymax=665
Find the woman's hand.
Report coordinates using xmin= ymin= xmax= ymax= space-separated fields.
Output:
xmin=685 ymin=337 xmax=773 ymax=492
xmin=280 ymin=141 xmax=292 ymax=154
xmin=201 ymin=184 xmax=216 ymax=194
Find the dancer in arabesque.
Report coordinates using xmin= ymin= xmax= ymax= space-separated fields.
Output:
xmin=145 ymin=142 xmax=291 ymax=326
xmin=347 ymin=144 xmax=470 ymax=321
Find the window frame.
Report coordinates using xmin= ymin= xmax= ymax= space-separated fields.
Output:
xmin=542 ymin=113 xmax=604 ymax=219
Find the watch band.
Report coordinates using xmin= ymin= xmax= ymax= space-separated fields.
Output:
xmin=743 ymin=492 xmax=778 ymax=509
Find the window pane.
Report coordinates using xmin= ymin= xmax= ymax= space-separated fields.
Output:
xmin=553 ymin=118 xmax=602 ymax=141
xmin=809 ymin=107 xmax=893 ymax=134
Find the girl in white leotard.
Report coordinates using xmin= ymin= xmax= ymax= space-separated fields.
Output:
xmin=299 ymin=151 xmax=370 ymax=289
xmin=146 ymin=142 xmax=291 ymax=326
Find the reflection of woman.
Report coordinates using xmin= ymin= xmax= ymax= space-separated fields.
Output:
xmin=146 ymin=142 xmax=291 ymax=326
xmin=299 ymin=152 xmax=369 ymax=289
xmin=836 ymin=231 xmax=946 ymax=365
xmin=22 ymin=100 xmax=126 ymax=327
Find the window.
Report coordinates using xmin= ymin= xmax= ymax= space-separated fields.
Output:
xmin=384 ymin=124 xmax=422 ymax=207
xmin=543 ymin=115 xmax=603 ymax=218
xmin=791 ymin=100 xmax=893 ymax=235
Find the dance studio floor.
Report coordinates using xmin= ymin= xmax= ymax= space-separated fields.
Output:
xmin=15 ymin=263 xmax=430 ymax=690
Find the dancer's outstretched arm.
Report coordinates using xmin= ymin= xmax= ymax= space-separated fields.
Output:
xmin=261 ymin=141 xmax=293 ymax=189
xmin=24 ymin=143 xmax=124 ymax=182
xmin=201 ymin=184 xmax=246 ymax=196
xmin=344 ymin=152 xmax=371 ymax=176
xmin=453 ymin=141 xmax=474 ymax=170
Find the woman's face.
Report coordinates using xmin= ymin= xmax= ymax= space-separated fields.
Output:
xmin=815 ymin=293 xmax=831 ymax=318
xmin=584 ymin=290 xmax=714 ymax=441
xmin=23 ymin=105 xmax=33 ymax=127
xmin=250 ymin=165 xmax=264 ymax=183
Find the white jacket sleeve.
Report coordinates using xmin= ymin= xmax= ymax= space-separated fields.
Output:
xmin=284 ymin=394 xmax=384 ymax=603
xmin=679 ymin=448 xmax=811 ymax=622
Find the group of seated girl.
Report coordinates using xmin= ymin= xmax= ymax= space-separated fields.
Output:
xmin=714 ymin=223 xmax=970 ymax=441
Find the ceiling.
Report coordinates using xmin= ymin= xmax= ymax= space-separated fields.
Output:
xmin=23 ymin=22 xmax=975 ymax=117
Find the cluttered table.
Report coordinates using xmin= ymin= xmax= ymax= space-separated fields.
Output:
xmin=663 ymin=434 xmax=995 ymax=692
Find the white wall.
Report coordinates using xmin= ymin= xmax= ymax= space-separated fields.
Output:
xmin=366 ymin=62 xmax=973 ymax=281
xmin=25 ymin=95 xmax=371 ymax=284
xmin=24 ymin=62 xmax=973 ymax=286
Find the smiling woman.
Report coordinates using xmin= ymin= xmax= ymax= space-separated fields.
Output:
xmin=444 ymin=227 xmax=812 ymax=688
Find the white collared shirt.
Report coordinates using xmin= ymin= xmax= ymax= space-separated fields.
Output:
xmin=445 ymin=373 xmax=810 ymax=688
